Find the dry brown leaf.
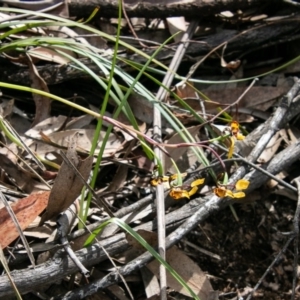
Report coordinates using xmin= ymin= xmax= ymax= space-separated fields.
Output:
xmin=24 ymin=224 xmax=53 ymax=239
xmin=164 ymin=124 xmax=201 ymax=171
xmin=88 ymin=269 xmax=129 ymax=300
xmin=114 ymin=110 xmax=146 ymax=142
xmin=26 ymin=55 xmax=51 ymax=126
xmin=174 ymin=81 xmax=197 ymax=99
xmin=28 ymin=47 xmax=72 ymax=65
xmin=257 ymin=130 xmax=283 ymax=163
xmin=127 ymin=230 xmax=213 ymax=299
xmin=0 ymin=191 xmax=50 ymax=249
xmin=147 ymin=246 xmax=213 ymax=299
xmin=25 ymin=115 xmax=67 ymax=139
xmin=0 ymin=142 xmax=19 ymax=165
xmin=28 ymin=128 xmax=124 ymax=157
xmin=266 ymin=171 xmax=288 ymax=189
xmin=40 ymin=134 xmax=93 ymax=224
xmin=287 ymin=125 xmax=300 ymax=144
xmin=65 ymin=114 xmax=95 ymax=130
xmin=141 ymin=266 xmax=160 ymax=299
xmin=181 ymin=86 xmax=288 ymax=113
xmin=126 ymin=94 xmax=154 ymax=125
xmin=166 ymin=17 xmax=186 ymax=42
xmin=0 ymin=153 xmax=37 ymax=193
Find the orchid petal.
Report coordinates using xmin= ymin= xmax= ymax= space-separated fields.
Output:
xmin=235 ymin=179 xmax=250 ymax=190
xmin=228 ymin=136 xmax=235 ymax=158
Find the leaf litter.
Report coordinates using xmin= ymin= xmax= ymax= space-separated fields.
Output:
xmin=1 ymin=3 xmax=300 ymax=300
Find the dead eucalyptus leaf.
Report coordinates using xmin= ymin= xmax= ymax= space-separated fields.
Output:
xmin=141 ymin=266 xmax=160 ymax=299
xmin=24 ymin=224 xmax=53 ymax=239
xmin=201 ymin=86 xmax=288 ymax=112
xmin=164 ymin=125 xmax=201 ymax=171
xmin=28 ymin=47 xmax=72 ymax=65
xmin=126 ymin=230 xmax=213 ymax=300
xmin=166 ymin=17 xmax=186 ymax=42
xmin=0 ymin=153 xmax=35 ymax=193
xmin=0 ymin=191 xmax=50 ymax=249
xmin=257 ymin=130 xmax=283 ymax=163
xmin=114 ymin=111 xmax=146 ymax=142
xmin=174 ymin=86 xmax=288 ymax=115
xmin=148 ymin=246 xmax=213 ymax=299
xmin=26 ymin=55 xmax=51 ymax=126
xmin=40 ymin=134 xmax=93 ymax=224
xmin=25 ymin=115 xmax=67 ymax=139
xmin=28 ymin=128 xmax=124 ymax=157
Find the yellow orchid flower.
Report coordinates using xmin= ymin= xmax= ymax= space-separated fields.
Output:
xmin=228 ymin=136 xmax=235 ymax=159
xmin=151 ymin=168 xmax=205 ymax=200
xmin=214 ymin=179 xmax=250 ymax=199
xmin=231 ymin=120 xmax=239 ymax=135
xmin=169 ymin=187 xmax=191 ymax=200
xmin=236 ymin=133 xmax=245 ymax=140
xmin=213 ymin=186 xmax=227 ymax=198
xmin=169 ymin=178 xmax=205 ymax=200
xmin=150 ymin=176 xmax=170 ymax=187
xmin=231 ymin=121 xmax=245 ymax=140
xmin=235 ymin=179 xmax=249 ymax=190
xmin=227 ymin=121 xmax=245 ymax=158
xmin=150 ymin=173 xmax=187 ymax=186
xmin=191 ymin=178 xmax=205 ymax=187
xmin=150 ymin=172 xmax=187 ymax=187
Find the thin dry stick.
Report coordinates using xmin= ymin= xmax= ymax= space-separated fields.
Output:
xmin=57 ymin=212 xmax=90 ymax=277
xmin=291 ymin=177 xmax=300 ymax=300
xmin=245 ymin=234 xmax=294 ymax=300
xmin=121 ymin=0 xmax=149 ymax=49
xmin=227 ymin=78 xmax=300 ymax=187
xmin=3 ymin=138 xmax=300 ymax=299
xmin=51 ymin=85 xmax=300 ymax=299
xmin=153 ymin=20 xmax=198 ymax=300
xmin=184 ymin=20 xmax=278 ymax=81
xmin=69 ymin=194 xmax=154 ymax=241
xmin=4 ymin=84 xmax=300 ymax=298
xmin=0 ymin=191 xmax=35 ymax=267
xmin=74 ymin=213 xmax=134 ymax=300
xmin=0 ymin=141 xmax=51 ymax=189
xmin=0 ymin=246 xmax=22 ymax=300
xmin=209 ymin=77 xmax=258 ymax=124
xmin=213 ymin=145 xmax=297 ymax=193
